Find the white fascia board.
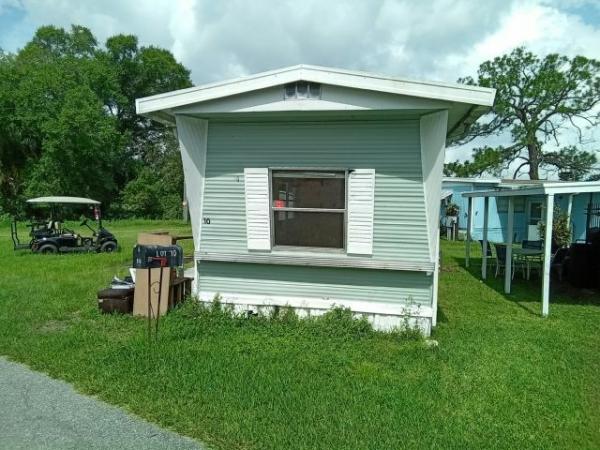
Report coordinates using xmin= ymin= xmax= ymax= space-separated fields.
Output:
xmin=542 ymin=181 xmax=600 ymax=195
xmin=442 ymin=177 xmax=501 ymax=184
xmin=136 ymin=64 xmax=496 ymax=115
xmin=462 ymin=181 xmax=600 ymax=198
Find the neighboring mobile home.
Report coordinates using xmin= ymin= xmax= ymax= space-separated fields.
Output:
xmin=441 ymin=177 xmax=501 ymax=240
xmin=443 ymin=177 xmax=600 ymax=243
xmin=136 ymin=65 xmax=495 ymax=335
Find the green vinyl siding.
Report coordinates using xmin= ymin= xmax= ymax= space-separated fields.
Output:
xmin=198 ymin=261 xmax=433 ymax=306
xmin=201 ymin=120 xmax=431 ymax=264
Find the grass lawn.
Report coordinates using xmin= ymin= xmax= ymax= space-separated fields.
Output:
xmin=0 ymin=219 xmax=599 ymax=449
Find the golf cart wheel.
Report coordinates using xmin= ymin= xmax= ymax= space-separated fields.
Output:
xmin=38 ymin=244 xmax=58 ymax=254
xmin=101 ymin=241 xmax=117 ymax=253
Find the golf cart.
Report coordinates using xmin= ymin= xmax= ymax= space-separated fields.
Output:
xmin=11 ymin=196 xmax=118 ymax=254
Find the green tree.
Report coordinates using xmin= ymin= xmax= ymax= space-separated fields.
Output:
xmin=0 ymin=25 xmax=192 ymax=217
xmin=447 ymin=47 xmax=600 ymax=180
xmin=103 ymin=34 xmax=191 ymax=155
xmin=118 ymin=132 xmax=185 ymax=219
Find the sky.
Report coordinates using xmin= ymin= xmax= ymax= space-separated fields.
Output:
xmin=1 ymin=0 xmax=600 ymax=174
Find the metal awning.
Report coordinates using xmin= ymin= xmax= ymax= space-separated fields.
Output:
xmin=462 ymin=180 xmax=600 ymax=198
xmin=461 ymin=181 xmax=600 ymax=317
xmin=441 ymin=190 xmax=453 ymax=200
xmin=27 ymin=196 xmax=101 ymax=205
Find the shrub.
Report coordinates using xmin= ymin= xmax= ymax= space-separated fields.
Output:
xmin=538 ymin=205 xmax=571 ymax=248
xmin=172 ymin=297 xmax=423 ymax=342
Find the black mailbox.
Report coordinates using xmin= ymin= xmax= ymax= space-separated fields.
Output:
xmin=133 ymin=245 xmax=183 ymax=269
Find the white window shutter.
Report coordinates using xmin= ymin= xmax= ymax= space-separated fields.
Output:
xmin=347 ymin=169 xmax=375 ymax=255
xmin=244 ymin=168 xmax=271 ymax=251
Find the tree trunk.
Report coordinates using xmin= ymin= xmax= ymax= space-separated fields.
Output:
xmin=527 ymin=142 xmax=540 ymax=179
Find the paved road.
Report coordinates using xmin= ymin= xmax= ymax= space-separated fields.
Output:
xmin=0 ymin=357 xmax=204 ymax=450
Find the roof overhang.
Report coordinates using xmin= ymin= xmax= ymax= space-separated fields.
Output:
xmin=27 ymin=196 xmax=101 ymax=205
xmin=462 ymin=181 xmax=600 ymax=198
xmin=443 ymin=177 xmax=501 ymax=185
xmin=441 ymin=190 xmax=453 ymax=200
xmin=136 ymin=64 xmax=496 ymax=138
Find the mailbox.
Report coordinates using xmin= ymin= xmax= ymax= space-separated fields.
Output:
xmin=133 ymin=245 xmax=183 ymax=269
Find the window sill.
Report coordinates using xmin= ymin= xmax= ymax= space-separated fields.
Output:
xmin=271 ymin=245 xmax=345 ymax=255
xmin=195 ymin=251 xmax=435 ymax=272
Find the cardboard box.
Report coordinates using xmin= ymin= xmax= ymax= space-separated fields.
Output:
xmin=137 ymin=232 xmax=174 ymax=246
xmin=133 ymin=268 xmax=173 ymax=318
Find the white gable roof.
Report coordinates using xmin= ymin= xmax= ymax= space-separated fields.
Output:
xmin=136 ymin=65 xmax=496 ymax=137
xmin=137 ymin=64 xmax=495 ymax=113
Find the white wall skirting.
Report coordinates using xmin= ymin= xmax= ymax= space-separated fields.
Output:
xmin=197 ymin=291 xmax=433 ymax=336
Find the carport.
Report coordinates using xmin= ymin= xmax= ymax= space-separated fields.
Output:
xmin=462 ymin=181 xmax=600 ymax=316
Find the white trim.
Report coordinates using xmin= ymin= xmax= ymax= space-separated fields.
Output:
xmin=441 ymin=190 xmax=453 ymax=200
xmin=505 ymin=196 xmax=514 ymax=294
xmin=431 ymin=232 xmax=440 ymax=327
xmin=244 ymin=168 xmax=272 ymax=251
xmin=346 ymin=169 xmax=375 ymax=255
xmin=176 ymin=116 xmax=208 ymax=249
xmin=462 ymin=180 xmax=600 ymax=198
xmin=195 ymin=252 xmax=435 ymax=272
xmin=420 ymin=110 xmax=448 ymax=261
xmin=198 ymin=291 xmax=433 ymax=318
xmin=482 ymin=197 xmax=489 ymax=279
xmin=542 ymin=194 xmax=554 ymax=317
xmin=465 ymin=196 xmax=473 ymax=268
xmin=136 ymin=64 xmax=496 ymax=115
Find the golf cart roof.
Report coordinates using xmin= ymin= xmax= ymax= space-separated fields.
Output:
xmin=26 ymin=196 xmax=101 ymax=205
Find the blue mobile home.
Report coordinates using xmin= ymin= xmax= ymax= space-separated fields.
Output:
xmin=442 ymin=177 xmax=600 ymax=243
xmin=441 ymin=178 xmax=501 ymax=240
xmin=462 ymin=180 xmax=600 ymax=317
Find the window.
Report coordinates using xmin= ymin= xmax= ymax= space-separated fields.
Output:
xmin=283 ymin=82 xmax=321 ymax=100
xmin=496 ymin=196 xmax=525 ymax=213
xmin=271 ymin=170 xmax=346 ymax=249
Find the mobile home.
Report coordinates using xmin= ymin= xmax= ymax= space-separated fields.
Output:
xmin=443 ymin=177 xmax=600 ymax=243
xmin=136 ymin=65 xmax=496 ymax=335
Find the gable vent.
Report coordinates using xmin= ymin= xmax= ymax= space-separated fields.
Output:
xmin=284 ymin=81 xmax=321 ymax=100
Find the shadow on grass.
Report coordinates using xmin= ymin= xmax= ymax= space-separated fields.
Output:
xmin=450 ymin=253 xmax=600 ymax=313
xmin=435 ymin=306 xmax=448 ymax=325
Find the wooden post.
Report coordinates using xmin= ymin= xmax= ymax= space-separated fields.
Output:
xmin=505 ymin=196 xmax=514 ymax=294
xmin=466 ymin=196 xmax=473 ymax=268
xmin=482 ymin=197 xmax=489 ymax=279
xmin=542 ymin=194 xmax=554 ymax=317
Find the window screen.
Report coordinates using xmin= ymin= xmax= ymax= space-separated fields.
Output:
xmin=271 ymin=170 xmax=345 ymax=249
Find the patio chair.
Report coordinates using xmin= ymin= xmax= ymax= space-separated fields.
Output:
xmin=522 ymin=240 xmax=543 ymax=250
xmin=492 ymin=243 xmax=526 ymax=279
xmin=522 ymin=254 xmax=543 ymax=280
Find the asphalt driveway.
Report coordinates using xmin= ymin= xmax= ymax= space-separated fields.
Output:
xmin=0 ymin=357 xmax=204 ymax=450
